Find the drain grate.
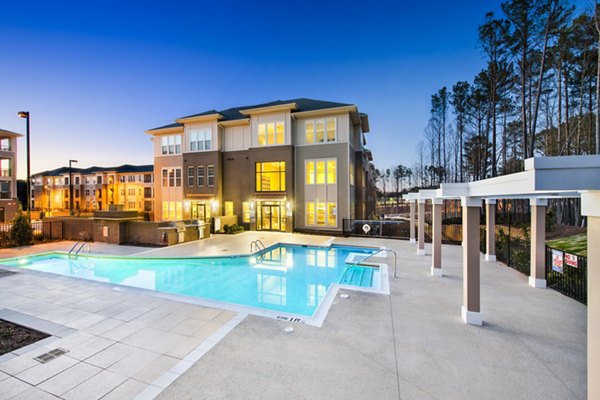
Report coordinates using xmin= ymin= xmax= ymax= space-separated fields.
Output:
xmin=0 ymin=269 xmax=16 ymax=278
xmin=34 ymin=348 xmax=69 ymax=364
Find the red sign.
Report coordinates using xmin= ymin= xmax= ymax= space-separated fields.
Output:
xmin=565 ymin=253 xmax=578 ymax=268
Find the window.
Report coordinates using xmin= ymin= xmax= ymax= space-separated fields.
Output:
xmin=75 ymin=189 xmax=79 ymax=198
xmin=97 ymin=176 xmax=102 ymax=184
xmin=306 ymin=203 xmax=315 ymax=226
xmin=197 ymin=166 xmax=205 ymax=187
xmin=328 ymin=203 xmax=337 ymax=226
xmin=305 ymin=159 xmax=336 ymax=185
xmin=0 ymin=181 xmax=10 ymax=199
xmin=144 ymin=187 xmax=152 ymax=198
xmin=162 ymin=201 xmax=182 ymax=220
xmin=64 ymin=177 xmax=69 ymax=185
xmin=0 ymin=159 xmax=10 ymax=177
xmin=316 ymin=202 xmax=326 ymax=225
xmin=75 ymin=176 xmax=80 ymax=185
xmin=162 ymin=168 xmax=182 ymax=187
xmin=350 ymin=162 xmax=355 ymax=186
xmin=207 ymin=165 xmax=215 ymax=187
xmin=255 ymin=161 xmax=286 ymax=192
xmin=257 ymin=122 xmax=284 ymax=146
xmin=144 ymin=174 xmax=152 ymax=183
xmin=161 ymin=135 xmax=182 ymax=155
xmin=225 ymin=201 xmax=234 ymax=216
xmin=305 ymin=201 xmax=337 ymax=227
xmin=304 ymin=118 xmax=336 ymax=144
xmin=190 ymin=129 xmax=212 ymax=151
xmin=85 ymin=189 xmax=90 ymax=196
xmin=0 ymin=138 xmax=11 ymax=151
xmin=98 ymin=189 xmax=102 ymax=198
xmin=242 ymin=202 xmax=250 ymax=223
xmin=187 ymin=166 xmax=194 ymax=187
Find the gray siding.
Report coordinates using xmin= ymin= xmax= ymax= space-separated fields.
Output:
xmin=294 ymin=143 xmax=350 ymax=231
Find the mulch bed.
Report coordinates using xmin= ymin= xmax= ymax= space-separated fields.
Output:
xmin=0 ymin=319 xmax=50 ymax=356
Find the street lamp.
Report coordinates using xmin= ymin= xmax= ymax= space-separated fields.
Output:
xmin=17 ymin=111 xmax=30 ymax=221
xmin=69 ymin=159 xmax=78 ymax=214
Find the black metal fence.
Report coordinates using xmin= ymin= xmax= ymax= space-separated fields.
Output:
xmin=545 ymin=246 xmax=587 ymax=304
xmin=0 ymin=221 xmax=44 ymax=235
xmin=342 ymin=219 xmax=410 ymax=239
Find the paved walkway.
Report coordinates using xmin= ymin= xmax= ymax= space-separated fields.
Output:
xmin=0 ymin=234 xmax=587 ymax=399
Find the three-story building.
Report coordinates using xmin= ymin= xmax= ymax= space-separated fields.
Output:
xmin=146 ymin=98 xmax=376 ymax=233
xmin=0 ymin=129 xmax=22 ymax=222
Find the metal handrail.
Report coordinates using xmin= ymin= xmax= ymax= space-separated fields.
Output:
xmin=346 ymin=248 xmax=398 ymax=278
xmin=250 ymin=239 xmax=266 ymax=253
xmin=74 ymin=242 xmax=90 ymax=256
xmin=68 ymin=241 xmax=90 ymax=258
xmin=68 ymin=241 xmax=82 ymax=255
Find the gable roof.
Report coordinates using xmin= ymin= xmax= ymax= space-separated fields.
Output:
xmin=148 ymin=98 xmax=357 ymax=130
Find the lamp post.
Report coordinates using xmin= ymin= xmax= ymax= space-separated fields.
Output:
xmin=17 ymin=111 xmax=30 ymax=221
xmin=69 ymin=159 xmax=78 ymax=214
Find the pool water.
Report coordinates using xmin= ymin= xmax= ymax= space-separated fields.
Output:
xmin=1 ymin=244 xmax=379 ymax=317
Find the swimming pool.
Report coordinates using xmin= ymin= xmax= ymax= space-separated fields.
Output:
xmin=0 ymin=244 xmax=385 ymax=321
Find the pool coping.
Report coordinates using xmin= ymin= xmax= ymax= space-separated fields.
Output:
xmin=0 ymin=242 xmax=391 ymax=328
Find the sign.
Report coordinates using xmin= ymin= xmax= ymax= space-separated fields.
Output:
xmin=565 ymin=253 xmax=578 ymax=268
xmin=552 ymin=249 xmax=564 ymax=273
xmin=362 ymin=224 xmax=371 ymax=234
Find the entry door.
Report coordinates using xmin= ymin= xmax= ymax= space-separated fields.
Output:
xmin=192 ymin=203 xmax=206 ymax=221
xmin=261 ymin=205 xmax=272 ymax=230
xmin=261 ymin=205 xmax=281 ymax=231
xmin=270 ymin=206 xmax=280 ymax=231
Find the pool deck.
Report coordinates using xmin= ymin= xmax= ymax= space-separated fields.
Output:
xmin=0 ymin=233 xmax=587 ymax=399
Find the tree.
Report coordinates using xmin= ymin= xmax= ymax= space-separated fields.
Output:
xmin=450 ymin=81 xmax=471 ymax=182
xmin=10 ymin=211 xmax=33 ymax=246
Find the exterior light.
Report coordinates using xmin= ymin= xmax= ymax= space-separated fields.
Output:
xmin=211 ymin=200 xmax=218 ymax=211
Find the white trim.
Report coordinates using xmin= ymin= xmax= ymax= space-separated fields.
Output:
xmin=485 ymin=198 xmax=497 ymax=205
xmin=530 ymin=198 xmax=548 ymax=207
xmin=417 ymin=248 xmax=426 ymax=256
xmin=461 ymin=196 xmax=482 ymax=208
xmin=461 ymin=306 xmax=483 ymax=326
xmin=431 ymin=197 xmax=443 ymax=205
xmin=430 ymin=267 xmax=443 ymax=277
xmin=485 ymin=254 xmax=496 ymax=262
xmin=581 ymin=191 xmax=600 ymax=217
xmin=409 ymin=238 xmax=416 ymax=244
xmin=528 ymin=277 xmax=547 ymax=288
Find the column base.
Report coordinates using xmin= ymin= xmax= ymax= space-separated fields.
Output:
xmin=528 ymin=277 xmax=547 ymax=288
xmin=485 ymin=254 xmax=496 ymax=262
xmin=430 ymin=267 xmax=443 ymax=277
xmin=461 ymin=306 xmax=483 ymax=326
xmin=417 ymin=248 xmax=426 ymax=256
xmin=409 ymin=238 xmax=416 ymax=244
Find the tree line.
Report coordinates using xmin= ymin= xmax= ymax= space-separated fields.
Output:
xmin=411 ymin=0 xmax=600 ymax=189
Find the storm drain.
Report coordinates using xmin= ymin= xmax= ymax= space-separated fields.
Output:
xmin=34 ymin=348 xmax=69 ymax=364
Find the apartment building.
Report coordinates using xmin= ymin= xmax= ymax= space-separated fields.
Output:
xmin=146 ymin=98 xmax=377 ymax=232
xmin=32 ymin=164 xmax=154 ymax=216
xmin=0 ymin=129 xmax=22 ymax=222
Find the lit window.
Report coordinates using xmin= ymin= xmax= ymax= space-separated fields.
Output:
xmin=327 ymin=160 xmax=336 ymax=184
xmin=242 ymin=202 xmax=250 ymax=223
xmin=207 ymin=165 xmax=215 ymax=187
xmin=305 ymin=161 xmax=314 ymax=184
xmin=267 ymin=123 xmax=275 ymax=145
xmin=161 ymin=135 xmax=182 ymax=155
xmin=257 ymin=124 xmax=266 ymax=146
xmin=187 ymin=166 xmax=194 ymax=187
xmin=197 ymin=166 xmax=205 ymax=187
xmin=316 ymin=202 xmax=326 ymax=225
xmin=276 ymin=122 xmax=284 ymax=144
xmin=305 ymin=121 xmax=314 ymax=144
xmin=0 ymin=159 xmax=10 ymax=177
xmin=316 ymin=121 xmax=325 ymax=143
xmin=225 ymin=201 xmax=234 ymax=216
xmin=350 ymin=162 xmax=355 ymax=186
xmin=255 ymin=162 xmax=286 ymax=192
xmin=326 ymin=118 xmax=336 ymax=142
xmin=328 ymin=203 xmax=336 ymax=226
xmin=316 ymin=161 xmax=325 ymax=184
xmin=306 ymin=203 xmax=315 ymax=225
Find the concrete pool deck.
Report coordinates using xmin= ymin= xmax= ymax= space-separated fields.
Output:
xmin=0 ymin=233 xmax=587 ymax=399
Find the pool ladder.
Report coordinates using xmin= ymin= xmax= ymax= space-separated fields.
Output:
xmin=250 ymin=239 xmax=266 ymax=253
xmin=344 ymin=248 xmax=398 ymax=278
xmin=68 ymin=241 xmax=90 ymax=259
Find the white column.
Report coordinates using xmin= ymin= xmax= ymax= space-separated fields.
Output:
xmin=409 ymin=200 xmax=416 ymax=244
xmin=529 ymin=198 xmax=547 ymax=288
xmin=582 ymin=191 xmax=600 ymax=400
xmin=461 ymin=196 xmax=482 ymax=326
xmin=417 ymin=198 xmax=426 ymax=255
xmin=431 ymin=198 xmax=443 ymax=276
xmin=485 ymin=199 xmax=496 ymax=262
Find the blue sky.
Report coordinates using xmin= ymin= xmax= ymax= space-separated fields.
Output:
xmin=0 ymin=0 xmax=549 ymax=178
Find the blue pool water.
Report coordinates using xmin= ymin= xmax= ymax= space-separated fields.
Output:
xmin=1 ymin=244 xmax=378 ymax=317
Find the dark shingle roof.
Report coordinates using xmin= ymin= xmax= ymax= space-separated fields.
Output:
xmin=149 ymin=98 xmax=356 ymax=130
xmin=147 ymin=122 xmax=183 ymax=131
xmin=34 ymin=164 xmax=153 ymax=177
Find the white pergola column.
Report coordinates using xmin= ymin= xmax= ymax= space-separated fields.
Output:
xmin=409 ymin=200 xmax=416 ymax=244
xmin=485 ymin=199 xmax=496 ymax=262
xmin=461 ymin=196 xmax=482 ymax=326
xmin=431 ymin=197 xmax=443 ymax=276
xmin=582 ymin=191 xmax=600 ymax=400
xmin=417 ymin=198 xmax=426 ymax=255
xmin=529 ymin=198 xmax=547 ymax=288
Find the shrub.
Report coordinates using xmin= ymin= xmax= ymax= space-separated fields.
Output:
xmin=10 ymin=212 xmax=33 ymax=246
xmin=223 ymin=224 xmax=231 ymax=234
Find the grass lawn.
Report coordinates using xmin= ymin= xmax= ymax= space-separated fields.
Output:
xmin=547 ymin=233 xmax=587 ymax=257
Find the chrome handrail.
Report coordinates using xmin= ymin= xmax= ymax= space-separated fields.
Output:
xmin=74 ymin=242 xmax=90 ymax=256
xmin=250 ymin=239 xmax=266 ymax=253
xmin=346 ymin=248 xmax=398 ymax=278
xmin=68 ymin=241 xmax=81 ymax=256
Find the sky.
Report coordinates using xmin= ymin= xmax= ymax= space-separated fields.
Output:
xmin=1 ymin=0 xmax=580 ymax=178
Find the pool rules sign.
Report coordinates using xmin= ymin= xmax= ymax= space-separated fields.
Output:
xmin=552 ymin=249 xmax=564 ymax=273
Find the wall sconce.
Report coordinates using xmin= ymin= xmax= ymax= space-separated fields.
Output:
xmin=211 ymin=200 xmax=218 ymax=211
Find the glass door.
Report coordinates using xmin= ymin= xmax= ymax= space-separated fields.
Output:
xmin=270 ymin=206 xmax=280 ymax=231
xmin=261 ymin=205 xmax=272 ymax=230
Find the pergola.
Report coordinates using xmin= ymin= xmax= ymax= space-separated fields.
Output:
xmin=403 ymin=155 xmax=600 ymax=400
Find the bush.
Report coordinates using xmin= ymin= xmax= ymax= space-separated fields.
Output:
xmin=223 ymin=224 xmax=231 ymax=234
xmin=222 ymin=224 xmax=244 ymax=234
xmin=10 ymin=212 xmax=33 ymax=246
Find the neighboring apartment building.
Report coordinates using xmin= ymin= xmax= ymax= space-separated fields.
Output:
xmin=146 ymin=98 xmax=377 ymax=233
xmin=31 ymin=164 xmax=154 ymax=216
xmin=0 ymin=129 xmax=22 ymax=222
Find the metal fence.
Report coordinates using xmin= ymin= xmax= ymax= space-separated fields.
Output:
xmin=545 ymin=246 xmax=587 ymax=304
xmin=342 ymin=219 xmax=411 ymax=239
xmin=0 ymin=221 xmax=44 ymax=235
